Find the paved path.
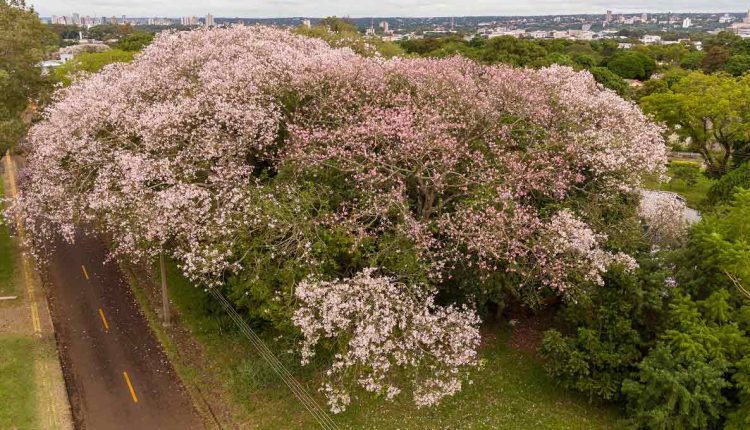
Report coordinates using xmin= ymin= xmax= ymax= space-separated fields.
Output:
xmin=45 ymin=230 xmax=203 ymax=429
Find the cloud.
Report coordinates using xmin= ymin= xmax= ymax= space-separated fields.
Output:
xmin=30 ymin=0 xmax=750 ymax=18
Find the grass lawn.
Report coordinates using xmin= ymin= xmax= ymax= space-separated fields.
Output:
xmin=0 ymin=335 xmax=37 ymax=429
xmin=165 ymin=263 xmax=618 ymax=429
xmin=643 ymin=161 xmax=715 ymax=210
xmin=0 ymin=178 xmax=16 ymax=297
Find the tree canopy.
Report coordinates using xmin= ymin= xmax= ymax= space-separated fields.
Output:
xmin=0 ymin=0 xmax=56 ymax=152
xmin=641 ymin=72 xmax=750 ymax=177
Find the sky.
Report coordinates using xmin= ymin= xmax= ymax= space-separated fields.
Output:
xmin=29 ymin=0 xmax=750 ymax=19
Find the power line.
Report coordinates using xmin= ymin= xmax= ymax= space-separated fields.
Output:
xmin=206 ymin=288 xmax=339 ymax=430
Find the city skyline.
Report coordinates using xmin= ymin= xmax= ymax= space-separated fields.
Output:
xmin=28 ymin=0 xmax=750 ymax=19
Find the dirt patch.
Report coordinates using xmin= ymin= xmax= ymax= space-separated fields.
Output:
xmin=508 ymin=309 xmax=555 ymax=354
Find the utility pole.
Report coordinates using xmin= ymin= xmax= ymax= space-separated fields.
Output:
xmin=160 ymin=252 xmax=170 ymax=326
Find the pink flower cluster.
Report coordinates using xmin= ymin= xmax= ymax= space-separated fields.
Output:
xmin=638 ymin=190 xmax=689 ymax=246
xmin=292 ymin=268 xmax=481 ymax=413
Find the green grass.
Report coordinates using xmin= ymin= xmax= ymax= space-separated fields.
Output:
xmin=0 ymin=335 xmax=37 ymax=429
xmin=643 ymin=161 xmax=716 ymax=209
xmin=166 ymin=263 xmax=618 ymax=429
xmin=0 ymin=178 xmax=16 ymax=297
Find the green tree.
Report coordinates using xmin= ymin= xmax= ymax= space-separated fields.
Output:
xmin=0 ymin=0 xmax=56 ymax=153
xmin=606 ymin=51 xmax=656 ymax=80
xmin=680 ymin=50 xmax=705 ymax=70
xmin=702 ymin=45 xmax=732 ymax=73
xmin=725 ymin=54 xmax=750 ymax=76
xmin=589 ymin=66 xmax=629 ymax=96
xmin=641 ymin=72 xmax=750 ymax=177
xmin=479 ymin=36 xmax=549 ymax=67
xmin=53 ymin=49 xmax=135 ymax=86
xmin=706 ymin=162 xmax=750 ymax=207
xmin=317 ymin=16 xmax=358 ymax=33
xmin=115 ymin=32 xmax=153 ymax=51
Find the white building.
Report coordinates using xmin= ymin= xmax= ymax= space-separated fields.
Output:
xmin=641 ymin=35 xmax=662 ymax=44
xmin=682 ymin=17 xmax=692 ymax=28
xmin=205 ymin=13 xmax=215 ymax=27
xmin=719 ymin=13 xmax=734 ymax=24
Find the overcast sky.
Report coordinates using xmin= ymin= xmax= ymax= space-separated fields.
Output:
xmin=29 ymin=0 xmax=750 ymax=19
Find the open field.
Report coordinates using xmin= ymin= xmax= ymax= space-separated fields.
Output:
xmin=159 ymin=262 xmax=618 ymax=429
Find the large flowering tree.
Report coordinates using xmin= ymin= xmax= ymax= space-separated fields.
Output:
xmin=11 ymin=26 xmax=667 ymax=411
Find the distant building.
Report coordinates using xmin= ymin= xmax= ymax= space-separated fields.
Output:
xmin=682 ymin=17 xmax=692 ymax=28
xmin=606 ymin=10 xmax=613 ymax=23
xmin=302 ymin=19 xmax=311 ymax=28
xmin=379 ymin=20 xmax=389 ymax=33
xmin=642 ymin=13 xmax=648 ymax=22
xmin=641 ymin=35 xmax=662 ymax=44
xmin=719 ymin=13 xmax=734 ymax=24
xmin=205 ymin=13 xmax=215 ymax=27
xmin=181 ymin=16 xmax=198 ymax=26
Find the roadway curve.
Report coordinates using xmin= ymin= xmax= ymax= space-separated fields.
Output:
xmin=45 ymin=230 xmax=203 ymax=429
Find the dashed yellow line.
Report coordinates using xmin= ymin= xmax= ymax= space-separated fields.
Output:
xmin=123 ymin=371 xmax=139 ymax=403
xmin=81 ymin=265 xmax=89 ymax=280
xmin=98 ymin=308 xmax=110 ymax=331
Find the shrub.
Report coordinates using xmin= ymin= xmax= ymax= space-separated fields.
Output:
xmin=706 ymin=162 xmax=750 ymax=207
xmin=540 ymin=258 xmax=670 ymax=401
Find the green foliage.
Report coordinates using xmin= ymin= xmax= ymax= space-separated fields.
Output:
xmin=680 ymin=51 xmax=705 ymax=70
xmin=702 ymin=46 xmax=731 ymax=73
xmin=540 ymin=258 xmax=670 ymax=401
xmin=706 ymin=162 xmax=750 ymax=207
xmin=317 ymin=16 xmax=358 ymax=33
xmin=115 ymin=32 xmax=153 ymax=51
xmin=691 ymin=189 xmax=750 ymax=297
xmin=621 ymin=343 xmax=730 ymax=429
xmin=87 ymin=23 xmax=134 ymax=41
xmin=606 ymin=51 xmax=656 ymax=80
xmin=53 ymin=49 xmax=135 ymax=86
xmin=621 ymin=289 xmax=750 ymax=429
xmin=640 ymin=72 xmax=750 ymax=178
xmin=670 ymin=161 xmax=700 ymax=187
xmin=0 ymin=0 xmax=56 ymax=152
xmin=589 ymin=66 xmax=628 ymax=96
xmin=725 ymin=54 xmax=750 ymax=76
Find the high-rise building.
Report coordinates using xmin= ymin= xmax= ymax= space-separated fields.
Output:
xmin=302 ymin=19 xmax=311 ymax=28
xmin=205 ymin=13 xmax=215 ymax=27
xmin=181 ymin=16 xmax=198 ymax=26
xmin=682 ymin=17 xmax=692 ymax=28
xmin=606 ymin=10 xmax=613 ymax=23
xmin=642 ymin=13 xmax=648 ymax=22
xmin=379 ymin=20 xmax=389 ymax=33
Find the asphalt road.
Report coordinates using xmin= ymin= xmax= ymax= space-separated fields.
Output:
xmin=45 ymin=230 xmax=203 ymax=429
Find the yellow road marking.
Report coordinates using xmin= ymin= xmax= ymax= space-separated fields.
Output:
xmin=5 ymin=154 xmax=42 ymax=336
xmin=98 ymin=308 xmax=110 ymax=331
xmin=123 ymin=371 xmax=139 ymax=403
xmin=81 ymin=265 xmax=89 ymax=280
